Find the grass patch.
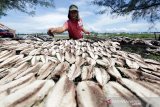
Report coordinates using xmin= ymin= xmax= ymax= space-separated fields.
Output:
xmin=54 ymin=35 xmax=69 ymax=39
xmin=84 ymin=33 xmax=155 ymax=39
xmin=107 ymin=33 xmax=155 ymax=39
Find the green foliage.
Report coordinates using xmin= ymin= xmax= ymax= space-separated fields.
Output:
xmin=107 ymin=33 xmax=155 ymax=39
xmin=54 ymin=35 xmax=69 ymax=39
xmin=92 ymin=0 xmax=160 ymax=23
xmin=0 ymin=0 xmax=54 ymax=17
xmin=82 ymin=33 xmax=155 ymax=39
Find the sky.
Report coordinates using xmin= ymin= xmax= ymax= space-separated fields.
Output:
xmin=0 ymin=0 xmax=160 ymax=34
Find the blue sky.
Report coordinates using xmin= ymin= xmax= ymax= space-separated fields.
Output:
xmin=0 ymin=0 xmax=160 ymax=33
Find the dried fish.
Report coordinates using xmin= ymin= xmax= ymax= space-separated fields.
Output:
xmin=37 ymin=62 xmax=57 ymax=80
xmin=0 ymin=62 xmax=29 ymax=85
xmin=75 ymin=56 xmax=86 ymax=67
xmin=107 ymin=66 xmax=122 ymax=79
xmin=0 ymin=80 xmax=46 ymax=107
xmin=56 ymin=52 xmax=64 ymax=62
xmin=81 ymin=66 xmax=93 ymax=80
xmin=0 ymin=39 xmax=160 ymax=107
xmin=117 ymin=67 xmax=141 ymax=80
xmin=77 ymin=81 xmax=107 ymax=107
xmin=125 ymin=58 xmax=139 ymax=69
xmin=144 ymin=58 xmax=160 ymax=65
xmin=65 ymin=51 xmax=76 ymax=64
xmin=120 ymin=78 xmax=160 ymax=107
xmin=45 ymin=75 xmax=76 ymax=107
xmin=51 ymin=62 xmax=69 ymax=77
xmin=103 ymin=81 xmax=142 ymax=107
xmin=16 ymin=62 xmax=42 ymax=79
xmin=0 ymin=51 xmax=15 ymax=62
xmin=94 ymin=67 xmax=110 ymax=86
xmin=0 ymin=55 xmax=24 ymax=68
xmin=0 ymin=73 xmax=35 ymax=100
xmin=67 ymin=64 xmax=81 ymax=80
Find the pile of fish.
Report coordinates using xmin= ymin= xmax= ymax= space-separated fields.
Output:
xmin=0 ymin=39 xmax=160 ymax=107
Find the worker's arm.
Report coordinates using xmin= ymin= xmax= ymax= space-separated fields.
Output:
xmin=47 ymin=25 xmax=67 ymax=36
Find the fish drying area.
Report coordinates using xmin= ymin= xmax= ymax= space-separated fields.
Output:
xmin=0 ymin=36 xmax=160 ymax=107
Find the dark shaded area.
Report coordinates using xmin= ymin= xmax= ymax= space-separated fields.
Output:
xmin=121 ymin=44 xmax=160 ymax=62
xmin=51 ymin=75 xmax=60 ymax=83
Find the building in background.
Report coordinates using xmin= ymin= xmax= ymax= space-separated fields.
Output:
xmin=0 ymin=23 xmax=16 ymax=38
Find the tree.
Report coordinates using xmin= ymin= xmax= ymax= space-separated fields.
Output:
xmin=92 ymin=0 xmax=160 ymax=23
xmin=0 ymin=0 xmax=54 ymax=17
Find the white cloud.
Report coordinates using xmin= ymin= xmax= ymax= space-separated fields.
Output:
xmin=125 ymin=23 xmax=149 ymax=31
xmin=30 ymin=13 xmax=67 ymax=26
xmin=80 ymin=11 xmax=94 ymax=18
xmin=84 ymin=12 xmax=160 ymax=33
xmin=92 ymin=14 xmax=131 ymax=27
xmin=85 ymin=24 xmax=101 ymax=32
xmin=56 ymin=8 xmax=68 ymax=13
xmin=105 ymin=28 xmax=129 ymax=33
xmin=1 ymin=8 xmax=68 ymax=33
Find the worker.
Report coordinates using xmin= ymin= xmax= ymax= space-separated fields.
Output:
xmin=47 ymin=4 xmax=90 ymax=40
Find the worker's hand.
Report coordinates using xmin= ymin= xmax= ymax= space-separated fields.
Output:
xmin=47 ymin=29 xmax=54 ymax=37
xmin=86 ymin=31 xmax=90 ymax=35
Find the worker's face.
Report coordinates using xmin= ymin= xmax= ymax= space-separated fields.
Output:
xmin=70 ymin=10 xmax=78 ymax=20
